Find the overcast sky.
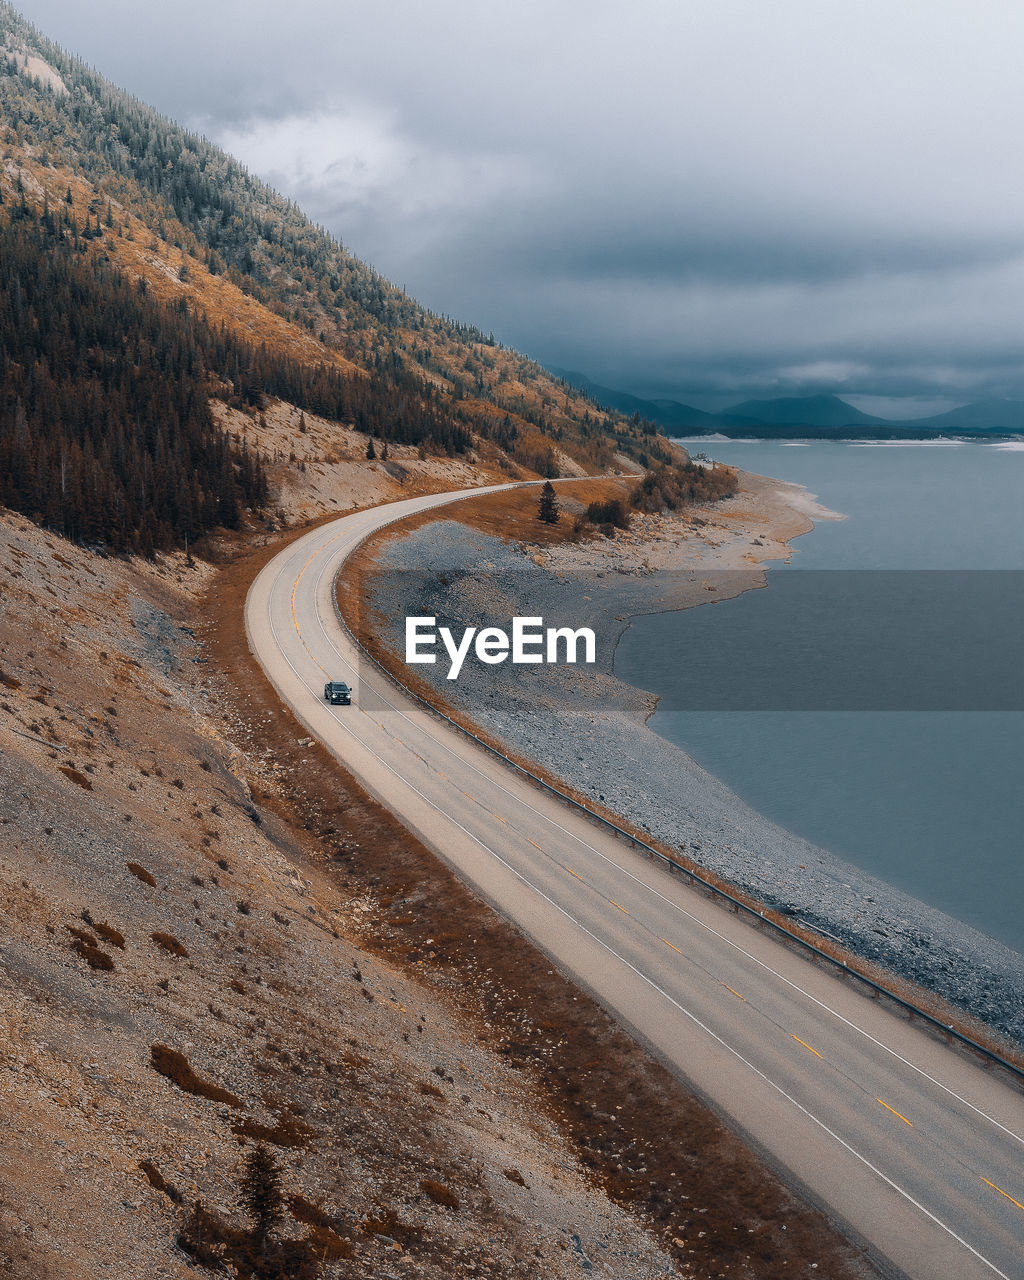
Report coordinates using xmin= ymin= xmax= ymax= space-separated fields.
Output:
xmin=16 ymin=0 xmax=1024 ymax=408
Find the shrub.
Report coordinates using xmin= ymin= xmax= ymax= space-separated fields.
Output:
xmin=70 ymin=936 xmax=114 ymax=971
xmin=288 ymin=1196 xmax=338 ymax=1230
xmin=150 ymin=1044 xmax=243 ymax=1108
xmin=60 ymin=766 xmax=93 ymax=790
xmin=83 ymin=914 xmax=125 ymax=949
xmin=359 ymin=1208 xmax=424 ymax=1245
xmin=305 ymin=1224 xmax=352 ymax=1261
xmin=177 ymin=1200 xmax=231 ymax=1273
xmin=630 ymin=460 xmax=739 ymax=513
xmin=178 ymin=1196 xmax=324 ymax=1279
xmin=151 ymin=931 xmax=189 ymax=957
xmin=231 ymin=1112 xmax=313 ymax=1149
xmin=419 ymin=1179 xmax=459 ymax=1210
xmin=586 ymin=497 xmax=630 ymax=530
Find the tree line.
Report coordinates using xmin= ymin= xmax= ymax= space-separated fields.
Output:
xmin=0 ymin=198 xmax=265 ymax=553
xmin=0 ymin=8 xmax=667 ymax=475
xmin=0 ymin=189 xmax=485 ymax=554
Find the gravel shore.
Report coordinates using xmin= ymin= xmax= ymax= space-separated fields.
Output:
xmin=366 ymin=475 xmax=1024 ymax=1049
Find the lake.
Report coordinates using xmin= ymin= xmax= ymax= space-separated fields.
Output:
xmin=615 ymin=440 xmax=1024 ymax=953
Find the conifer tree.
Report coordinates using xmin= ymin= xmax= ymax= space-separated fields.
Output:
xmin=240 ymin=1144 xmax=283 ymax=1248
xmin=538 ymin=480 xmax=559 ymax=525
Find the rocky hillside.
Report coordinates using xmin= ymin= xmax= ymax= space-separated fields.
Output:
xmin=0 ymin=503 xmax=878 ymax=1280
xmin=0 ymin=510 xmax=686 ymax=1279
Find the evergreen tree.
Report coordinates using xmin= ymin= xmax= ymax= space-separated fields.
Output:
xmin=240 ymin=1144 xmax=283 ymax=1248
xmin=538 ymin=480 xmax=560 ymax=525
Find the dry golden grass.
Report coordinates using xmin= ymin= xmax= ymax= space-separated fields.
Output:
xmin=366 ymin=475 xmax=632 ymax=551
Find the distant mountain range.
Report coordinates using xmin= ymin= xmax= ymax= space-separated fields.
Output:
xmin=548 ymin=370 xmax=1024 ymax=439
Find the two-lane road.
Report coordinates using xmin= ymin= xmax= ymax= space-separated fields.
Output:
xmin=246 ymin=484 xmax=1024 ymax=1280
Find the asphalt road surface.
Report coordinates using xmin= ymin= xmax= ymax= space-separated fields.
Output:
xmin=246 ymin=483 xmax=1024 ymax=1280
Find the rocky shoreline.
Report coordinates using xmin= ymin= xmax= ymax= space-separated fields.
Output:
xmin=364 ymin=475 xmax=1024 ymax=1050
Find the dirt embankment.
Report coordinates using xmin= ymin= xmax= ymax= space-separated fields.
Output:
xmin=0 ymin=502 xmax=876 ymax=1280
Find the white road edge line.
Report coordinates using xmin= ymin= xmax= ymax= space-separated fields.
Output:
xmin=305 ymin=535 xmax=1024 ymax=1150
xmin=258 ymin=546 xmax=1011 ymax=1280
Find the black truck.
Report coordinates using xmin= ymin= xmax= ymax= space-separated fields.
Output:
xmin=323 ymin=681 xmax=352 ymax=706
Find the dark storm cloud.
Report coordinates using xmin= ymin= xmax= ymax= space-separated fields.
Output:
xmin=16 ymin=0 xmax=1024 ymax=402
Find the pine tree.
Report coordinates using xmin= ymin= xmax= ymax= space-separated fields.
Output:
xmin=538 ymin=480 xmax=559 ymax=525
xmin=240 ymin=1144 xmax=283 ymax=1248
xmin=366 ymin=436 xmax=376 ymax=460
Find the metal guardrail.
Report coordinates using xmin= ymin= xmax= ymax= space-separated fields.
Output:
xmin=330 ymin=491 xmax=1024 ymax=1089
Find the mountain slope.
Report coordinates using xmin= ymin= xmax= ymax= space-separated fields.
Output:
xmin=0 ymin=0 xmax=683 ymax=544
xmin=554 ymin=372 xmax=1024 ymax=439
xmin=722 ymin=394 xmax=888 ymax=427
xmin=547 ymin=367 xmax=751 ymax=431
xmin=910 ymin=398 xmax=1024 ymax=430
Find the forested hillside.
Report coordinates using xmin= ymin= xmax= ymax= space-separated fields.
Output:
xmin=0 ymin=1 xmax=695 ymax=555
xmin=0 ymin=197 xmax=267 ymax=551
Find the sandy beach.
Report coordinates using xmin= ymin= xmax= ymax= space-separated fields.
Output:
xmin=362 ymin=472 xmax=1024 ymax=1049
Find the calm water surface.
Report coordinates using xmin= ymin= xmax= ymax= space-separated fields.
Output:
xmin=616 ymin=440 xmax=1024 ymax=952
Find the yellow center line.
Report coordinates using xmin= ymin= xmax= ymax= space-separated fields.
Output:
xmin=877 ymin=1098 xmax=913 ymax=1127
xmin=982 ymin=1178 xmax=1024 ymax=1213
xmin=791 ymin=1035 xmax=822 ymax=1059
xmin=722 ymin=984 xmax=746 ymax=1001
xmin=291 ymin=546 xmax=333 ymax=676
xmin=528 ymin=839 xmax=542 ymax=850
xmin=610 ymin=900 xmax=630 ymax=916
xmin=660 ymin=937 xmax=683 ymax=955
xmin=436 ymin=772 xmax=448 ymax=781
xmin=565 ymin=867 xmax=584 ymax=881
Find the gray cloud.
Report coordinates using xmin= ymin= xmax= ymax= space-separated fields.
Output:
xmin=17 ymin=0 xmax=1024 ymax=402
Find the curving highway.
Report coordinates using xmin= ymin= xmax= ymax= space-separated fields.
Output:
xmin=246 ymin=484 xmax=1024 ymax=1280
